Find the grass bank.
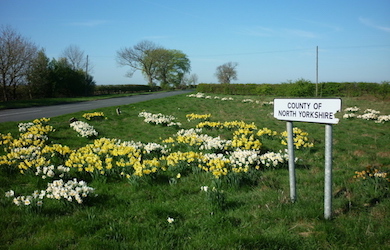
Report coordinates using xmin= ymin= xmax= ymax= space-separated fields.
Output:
xmin=0 ymin=93 xmax=389 ymax=249
xmin=0 ymin=91 xmax=166 ymax=110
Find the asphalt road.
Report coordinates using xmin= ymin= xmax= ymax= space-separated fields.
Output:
xmin=0 ymin=90 xmax=194 ymax=123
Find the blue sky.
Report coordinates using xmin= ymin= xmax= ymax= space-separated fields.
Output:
xmin=1 ymin=0 xmax=390 ymax=85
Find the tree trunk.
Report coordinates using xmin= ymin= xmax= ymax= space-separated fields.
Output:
xmin=1 ymin=77 xmax=8 ymax=101
xmin=147 ymin=75 xmax=154 ymax=87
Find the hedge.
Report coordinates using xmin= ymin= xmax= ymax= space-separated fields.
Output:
xmin=94 ymin=85 xmax=158 ymax=95
xmin=196 ymin=81 xmax=390 ymax=98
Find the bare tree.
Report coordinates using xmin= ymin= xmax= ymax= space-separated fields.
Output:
xmin=116 ymin=40 xmax=163 ymax=87
xmin=215 ymin=62 xmax=238 ymax=84
xmin=0 ymin=26 xmax=38 ymax=101
xmin=61 ymin=44 xmax=87 ymax=72
xmin=181 ymin=73 xmax=198 ymax=86
xmin=188 ymin=74 xmax=198 ymax=85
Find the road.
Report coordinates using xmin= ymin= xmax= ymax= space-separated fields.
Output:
xmin=0 ymin=90 xmax=193 ymax=123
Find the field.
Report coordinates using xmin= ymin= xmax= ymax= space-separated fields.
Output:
xmin=0 ymin=93 xmax=389 ymax=249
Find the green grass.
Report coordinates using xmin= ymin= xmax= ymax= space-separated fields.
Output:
xmin=0 ymin=93 xmax=389 ymax=249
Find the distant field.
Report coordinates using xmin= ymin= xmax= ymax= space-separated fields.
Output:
xmin=0 ymin=93 xmax=389 ymax=249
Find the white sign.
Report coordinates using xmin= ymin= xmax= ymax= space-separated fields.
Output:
xmin=273 ymin=98 xmax=342 ymax=124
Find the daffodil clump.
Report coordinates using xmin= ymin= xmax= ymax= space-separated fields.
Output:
xmin=357 ymin=109 xmax=380 ymax=120
xmin=14 ymin=118 xmax=54 ymax=148
xmin=138 ymin=111 xmax=181 ymax=127
xmin=196 ymin=121 xmax=226 ymax=130
xmin=354 ymin=165 xmax=389 ymax=182
xmin=230 ymin=133 xmax=262 ymax=151
xmin=5 ymin=178 xmax=94 ymax=207
xmin=41 ymin=144 xmax=72 ymax=158
xmin=18 ymin=122 xmax=35 ymax=132
xmin=65 ymin=138 xmax=142 ymax=176
xmin=261 ymin=101 xmax=274 ymax=106
xmin=228 ymin=150 xmax=261 ymax=171
xmin=0 ymin=118 xmax=55 ymax=173
xmin=0 ymin=133 xmax=13 ymax=147
xmin=201 ymin=153 xmax=230 ymax=178
xmin=34 ymin=164 xmax=71 ymax=179
xmin=376 ymin=115 xmax=390 ymax=123
xmin=280 ymin=127 xmax=314 ymax=149
xmin=64 ymin=138 xmax=171 ymax=179
xmin=353 ymin=165 xmax=390 ymax=202
xmin=162 ymin=128 xmax=227 ymax=153
xmin=187 ymin=92 xmax=207 ymax=98
xmin=187 ymin=93 xmax=275 ymax=107
xmin=187 ymin=93 xmax=232 ymax=100
xmin=5 ymin=189 xmax=45 ymax=207
xmin=196 ymin=120 xmax=257 ymax=131
xmin=259 ymin=150 xmax=293 ymax=168
xmin=45 ymin=178 xmax=95 ymax=203
xmin=70 ymin=121 xmax=98 ymax=138
xmin=186 ymin=113 xmax=212 ymax=121
xmin=344 ymin=106 xmax=360 ymax=112
xmin=343 ymin=106 xmax=389 ymax=123
xmin=83 ymin=112 xmax=105 ymax=120
xmin=141 ymin=142 xmax=169 ymax=155
xmin=256 ymin=127 xmax=278 ymax=139
xmin=161 ymin=151 xmax=205 ymax=177
xmin=0 ymin=147 xmax=50 ymax=174
xmin=240 ymin=99 xmax=274 ymax=106
xmin=198 ymin=148 xmax=293 ymax=179
xmin=343 ymin=113 xmax=356 ymax=119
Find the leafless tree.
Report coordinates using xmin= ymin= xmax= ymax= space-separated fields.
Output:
xmin=61 ymin=44 xmax=87 ymax=72
xmin=215 ymin=62 xmax=238 ymax=84
xmin=0 ymin=26 xmax=38 ymax=101
xmin=116 ymin=40 xmax=163 ymax=86
xmin=188 ymin=74 xmax=198 ymax=85
xmin=181 ymin=73 xmax=198 ymax=86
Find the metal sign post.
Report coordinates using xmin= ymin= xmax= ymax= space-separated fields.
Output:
xmin=287 ymin=121 xmax=296 ymax=203
xmin=273 ymin=98 xmax=341 ymax=219
xmin=324 ymin=124 xmax=333 ymax=219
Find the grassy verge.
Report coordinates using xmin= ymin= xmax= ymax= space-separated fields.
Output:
xmin=0 ymin=91 xmax=165 ymax=110
xmin=0 ymin=93 xmax=389 ymax=249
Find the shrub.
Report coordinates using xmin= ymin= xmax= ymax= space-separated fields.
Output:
xmin=197 ymin=81 xmax=388 ymax=98
xmin=94 ymin=84 xmax=156 ymax=95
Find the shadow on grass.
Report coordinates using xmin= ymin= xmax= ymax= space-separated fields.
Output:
xmin=230 ymin=235 xmax=301 ymax=250
xmin=225 ymin=200 xmax=246 ymax=211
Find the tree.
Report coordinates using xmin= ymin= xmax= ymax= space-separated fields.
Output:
xmin=167 ymin=50 xmax=191 ymax=88
xmin=215 ymin=62 xmax=238 ymax=84
xmin=117 ymin=41 xmax=191 ymax=88
xmin=117 ymin=40 xmax=163 ymax=87
xmin=27 ymin=49 xmax=51 ymax=98
xmin=155 ymin=49 xmax=191 ymax=89
xmin=48 ymin=58 xmax=95 ymax=97
xmin=181 ymin=73 xmax=198 ymax=87
xmin=0 ymin=26 xmax=38 ymax=101
xmin=61 ymin=44 xmax=87 ymax=71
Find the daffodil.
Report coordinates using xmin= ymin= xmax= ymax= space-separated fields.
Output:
xmin=83 ymin=112 xmax=105 ymax=120
xmin=167 ymin=217 xmax=174 ymax=223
